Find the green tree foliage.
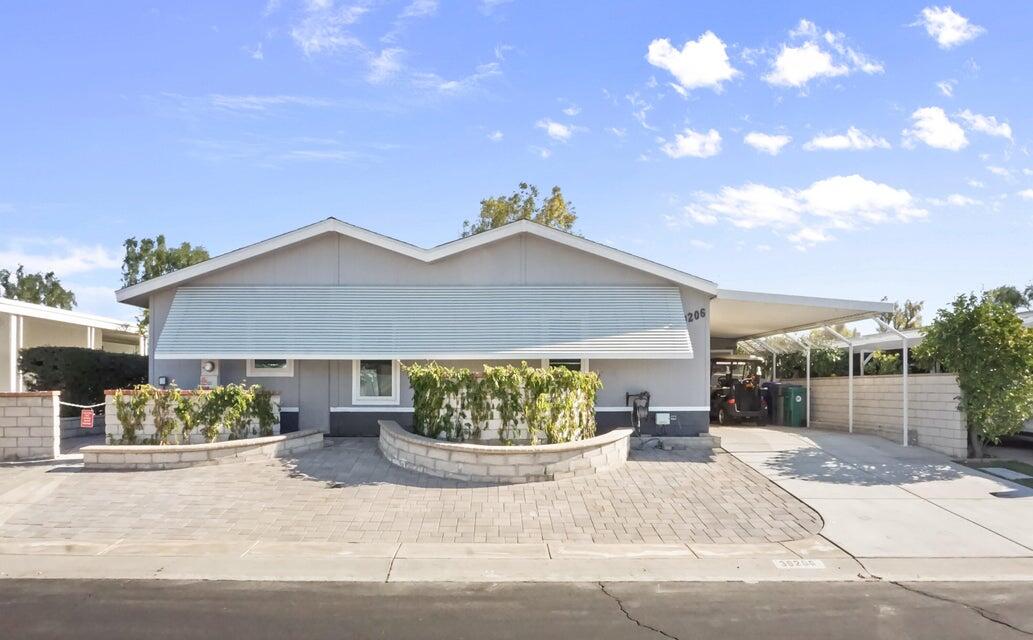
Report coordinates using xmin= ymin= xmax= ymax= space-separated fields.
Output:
xmin=879 ymin=298 xmax=924 ymax=329
xmin=985 ymin=285 xmax=1032 ymax=310
xmin=462 ymin=183 xmax=576 ymax=237
xmin=121 ymin=236 xmax=209 ymax=332
xmin=0 ymin=265 xmax=76 ymax=309
xmin=915 ymin=293 xmax=1033 ymax=457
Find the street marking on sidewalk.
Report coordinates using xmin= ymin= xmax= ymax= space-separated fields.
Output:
xmin=773 ymin=559 xmax=825 ymax=569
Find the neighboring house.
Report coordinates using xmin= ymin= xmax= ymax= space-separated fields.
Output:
xmin=115 ymin=218 xmax=891 ymax=436
xmin=1022 ymin=310 xmax=1033 ymax=328
xmin=1 ymin=298 xmax=145 ymax=392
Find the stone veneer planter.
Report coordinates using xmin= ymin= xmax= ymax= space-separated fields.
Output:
xmin=81 ymin=429 xmax=324 ymax=471
xmin=378 ymin=420 xmax=631 ymax=484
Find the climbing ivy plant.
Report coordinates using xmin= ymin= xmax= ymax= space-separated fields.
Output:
xmin=405 ymin=362 xmax=602 ymax=444
xmin=111 ymin=383 xmax=279 ymax=444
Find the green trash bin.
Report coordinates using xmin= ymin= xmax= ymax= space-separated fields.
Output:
xmin=783 ymin=385 xmax=807 ymax=427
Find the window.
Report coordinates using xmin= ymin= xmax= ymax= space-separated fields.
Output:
xmin=542 ymin=358 xmax=589 ymax=372
xmin=246 ymin=359 xmax=294 ymax=377
xmin=352 ymin=359 xmax=400 ymax=405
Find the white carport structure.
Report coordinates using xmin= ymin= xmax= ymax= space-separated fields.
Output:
xmin=1 ymin=298 xmax=144 ymax=392
xmin=709 ymin=289 xmax=910 ymax=443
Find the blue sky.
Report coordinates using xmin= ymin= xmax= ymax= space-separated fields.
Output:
xmin=1 ymin=1 xmax=1030 ymax=322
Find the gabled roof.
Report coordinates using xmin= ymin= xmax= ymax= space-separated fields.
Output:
xmin=115 ymin=218 xmax=718 ymax=306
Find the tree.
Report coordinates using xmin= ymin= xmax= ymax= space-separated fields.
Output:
xmin=122 ymin=236 xmax=209 ymax=332
xmin=879 ymin=298 xmax=923 ymax=329
xmin=0 ymin=265 xmax=76 ymax=309
xmin=985 ymin=285 xmax=1031 ymax=310
xmin=462 ymin=183 xmax=576 ymax=237
xmin=915 ymin=293 xmax=1033 ymax=458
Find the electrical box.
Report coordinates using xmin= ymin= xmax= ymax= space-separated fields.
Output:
xmin=655 ymin=412 xmax=671 ymax=426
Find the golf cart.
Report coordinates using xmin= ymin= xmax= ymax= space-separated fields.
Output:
xmin=710 ymin=355 xmax=767 ymax=425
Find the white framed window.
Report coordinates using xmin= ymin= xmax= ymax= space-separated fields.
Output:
xmin=246 ymin=359 xmax=295 ymax=377
xmin=541 ymin=358 xmax=589 ymax=372
xmin=352 ymin=359 xmax=400 ymax=405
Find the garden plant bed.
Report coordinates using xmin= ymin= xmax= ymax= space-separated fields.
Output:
xmin=81 ymin=429 xmax=324 ymax=471
xmin=963 ymin=459 xmax=1033 ymax=489
xmin=378 ymin=420 xmax=631 ymax=483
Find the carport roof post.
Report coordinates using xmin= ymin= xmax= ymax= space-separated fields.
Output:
xmin=874 ymin=318 xmax=910 ymax=447
xmin=822 ymin=324 xmax=855 ymax=435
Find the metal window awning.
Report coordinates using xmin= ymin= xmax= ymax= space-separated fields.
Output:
xmin=154 ymin=285 xmax=693 ymax=360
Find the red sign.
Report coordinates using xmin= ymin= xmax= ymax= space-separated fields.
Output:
xmin=80 ymin=409 xmax=95 ymax=429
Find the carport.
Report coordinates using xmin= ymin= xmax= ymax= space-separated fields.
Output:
xmin=709 ymin=289 xmax=916 ymax=446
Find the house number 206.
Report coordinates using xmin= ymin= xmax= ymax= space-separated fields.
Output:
xmin=685 ymin=308 xmax=706 ymax=323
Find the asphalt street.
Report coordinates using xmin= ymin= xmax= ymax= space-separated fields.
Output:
xmin=2 ymin=580 xmax=1033 ymax=639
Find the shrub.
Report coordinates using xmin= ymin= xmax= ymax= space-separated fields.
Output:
xmin=111 ymin=384 xmax=279 ymax=445
xmin=405 ymin=362 xmax=601 ymax=445
xmin=916 ymin=294 xmax=1033 ymax=457
xmin=19 ymin=346 xmax=146 ymax=417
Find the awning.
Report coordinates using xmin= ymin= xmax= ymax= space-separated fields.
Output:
xmin=710 ymin=289 xmax=894 ymax=340
xmin=155 ymin=285 xmax=693 ymax=360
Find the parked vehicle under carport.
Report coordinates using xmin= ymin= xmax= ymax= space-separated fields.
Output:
xmin=710 ymin=355 xmax=767 ymax=425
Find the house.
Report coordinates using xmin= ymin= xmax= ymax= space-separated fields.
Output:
xmin=2 ymin=298 xmax=144 ymax=392
xmin=115 ymin=218 xmax=892 ymax=436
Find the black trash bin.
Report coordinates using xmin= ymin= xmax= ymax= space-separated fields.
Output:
xmin=760 ymin=382 xmax=780 ymax=425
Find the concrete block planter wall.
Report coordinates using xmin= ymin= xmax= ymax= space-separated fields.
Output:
xmin=378 ymin=420 xmax=631 ymax=484
xmin=81 ymin=429 xmax=324 ymax=471
xmin=0 ymin=391 xmax=61 ymax=461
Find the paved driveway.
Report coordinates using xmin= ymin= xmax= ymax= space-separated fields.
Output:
xmin=0 ymin=438 xmax=820 ymax=545
xmin=713 ymin=426 xmax=1033 ymax=559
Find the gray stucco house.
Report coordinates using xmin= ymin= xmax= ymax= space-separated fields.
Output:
xmin=116 ymin=218 xmax=890 ymax=437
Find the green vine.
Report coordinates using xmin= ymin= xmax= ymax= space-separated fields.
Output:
xmin=405 ymin=362 xmax=601 ymax=444
xmin=111 ymin=384 xmax=278 ymax=445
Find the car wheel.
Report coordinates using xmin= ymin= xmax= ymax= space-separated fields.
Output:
xmin=718 ymin=407 xmax=727 ymax=425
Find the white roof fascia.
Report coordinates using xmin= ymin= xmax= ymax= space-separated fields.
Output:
xmin=116 ymin=218 xmax=717 ymax=305
xmin=157 ymin=352 xmax=695 ymax=361
xmin=0 ymin=298 xmax=137 ymax=333
xmin=717 ymin=288 xmax=895 ymax=314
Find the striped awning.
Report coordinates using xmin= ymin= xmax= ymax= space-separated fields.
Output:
xmin=155 ymin=285 xmax=692 ymax=360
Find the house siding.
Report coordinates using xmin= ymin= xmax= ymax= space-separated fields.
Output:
xmin=148 ymin=231 xmax=713 ymax=434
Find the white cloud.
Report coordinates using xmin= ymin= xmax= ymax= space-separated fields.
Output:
xmin=487 ymin=130 xmax=504 ymax=142
xmin=764 ymin=42 xmax=847 ymax=88
xmin=366 ymin=48 xmax=404 ymax=83
xmin=763 ymin=20 xmax=882 ymax=89
xmin=689 ymin=239 xmax=713 ymax=250
xmin=0 ymin=238 xmax=122 ymax=276
xmin=529 ymin=146 xmax=551 ymax=159
xmin=626 ymin=93 xmax=656 ymax=131
xmin=646 ymin=31 xmax=740 ymax=93
xmin=967 ymin=179 xmax=985 ymax=188
xmin=1018 ymin=189 xmax=1033 ymax=200
xmin=675 ymin=174 xmax=926 ymax=249
xmin=206 ymin=94 xmax=335 ymax=112
xmin=937 ymin=79 xmax=956 ymax=97
xmin=929 ymin=193 xmax=981 ymax=206
xmin=290 ymin=3 xmax=369 ymax=56
xmin=244 ymin=43 xmax=264 ymax=60
xmin=914 ymin=6 xmax=985 ymax=49
xmin=660 ymin=128 xmax=722 ymax=159
xmin=410 ymin=61 xmax=501 ymax=95
xmin=956 ymin=109 xmax=1012 ymax=139
xmin=743 ymin=132 xmax=792 ymax=155
xmin=536 ymin=118 xmax=579 ymax=142
xmin=804 ymin=127 xmax=891 ymax=151
xmin=562 ymin=104 xmax=581 ymax=116
xmin=986 ymin=165 xmax=1011 ymax=178
xmin=400 ymin=0 xmax=437 ymax=18
xmin=606 ymin=127 xmax=627 ymax=138
xmin=902 ymin=106 xmax=968 ymax=150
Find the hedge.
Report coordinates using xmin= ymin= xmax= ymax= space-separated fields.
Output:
xmin=18 ymin=346 xmax=148 ymax=417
